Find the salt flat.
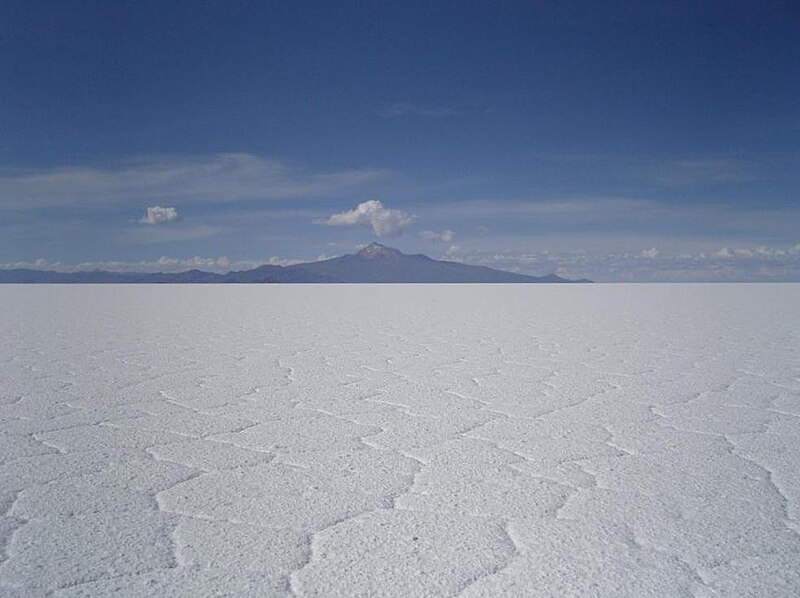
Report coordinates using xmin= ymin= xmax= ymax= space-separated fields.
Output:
xmin=1 ymin=284 xmax=799 ymax=597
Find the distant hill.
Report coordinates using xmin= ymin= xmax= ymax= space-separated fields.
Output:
xmin=0 ymin=243 xmax=591 ymax=284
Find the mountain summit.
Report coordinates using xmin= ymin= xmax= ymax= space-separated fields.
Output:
xmin=0 ymin=244 xmax=591 ymax=284
xmin=356 ymin=243 xmax=404 ymax=260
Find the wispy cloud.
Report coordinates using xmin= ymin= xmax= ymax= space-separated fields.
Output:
xmin=124 ymin=225 xmax=221 ymax=244
xmin=419 ymin=229 xmax=455 ymax=243
xmin=378 ymin=103 xmax=460 ymax=118
xmin=645 ymin=157 xmax=748 ymax=186
xmin=555 ymin=153 xmax=754 ymax=187
xmin=419 ymin=196 xmax=800 ymax=241
xmin=0 ymin=153 xmax=391 ymax=211
xmin=446 ymin=243 xmax=800 ymax=282
xmin=317 ymin=200 xmax=414 ymax=237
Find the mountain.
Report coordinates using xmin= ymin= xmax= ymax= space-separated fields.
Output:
xmin=276 ymin=244 xmax=588 ymax=283
xmin=0 ymin=244 xmax=591 ymax=284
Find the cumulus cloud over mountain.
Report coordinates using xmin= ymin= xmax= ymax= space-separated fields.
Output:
xmin=318 ymin=200 xmax=413 ymax=237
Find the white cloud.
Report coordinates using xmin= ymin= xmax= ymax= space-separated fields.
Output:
xmin=419 ymin=229 xmax=455 ymax=243
xmin=141 ymin=206 xmax=180 ymax=225
xmin=0 ymin=153 xmax=391 ymax=211
xmin=318 ymin=200 xmax=413 ymax=237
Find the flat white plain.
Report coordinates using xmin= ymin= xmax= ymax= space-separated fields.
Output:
xmin=1 ymin=284 xmax=799 ymax=597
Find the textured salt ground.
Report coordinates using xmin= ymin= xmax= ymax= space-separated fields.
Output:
xmin=0 ymin=284 xmax=799 ymax=597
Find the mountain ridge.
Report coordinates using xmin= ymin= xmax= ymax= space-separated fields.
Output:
xmin=0 ymin=243 xmax=592 ymax=284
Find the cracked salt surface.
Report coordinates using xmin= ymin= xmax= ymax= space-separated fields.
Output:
xmin=1 ymin=284 xmax=799 ymax=596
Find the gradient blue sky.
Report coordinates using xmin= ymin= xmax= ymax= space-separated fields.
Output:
xmin=2 ymin=0 xmax=799 ymax=281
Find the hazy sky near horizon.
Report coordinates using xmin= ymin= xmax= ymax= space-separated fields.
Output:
xmin=2 ymin=1 xmax=799 ymax=281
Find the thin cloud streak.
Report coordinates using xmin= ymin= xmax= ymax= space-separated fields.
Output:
xmin=378 ymin=103 xmax=461 ymax=118
xmin=419 ymin=229 xmax=455 ymax=243
xmin=123 ymin=225 xmax=221 ymax=245
xmin=551 ymin=153 xmax=759 ymax=186
xmin=0 ymin=153 xmax=392 ymax=211
xmin=417 ymin=197 xmax=800 ymax=240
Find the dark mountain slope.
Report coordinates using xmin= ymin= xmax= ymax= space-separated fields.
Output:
xmin=283 ymin=244 xmax=572 ymax=283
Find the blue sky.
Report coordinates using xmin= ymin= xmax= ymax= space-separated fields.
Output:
xmin=2 ymin=0 xmax=799 ymax=281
